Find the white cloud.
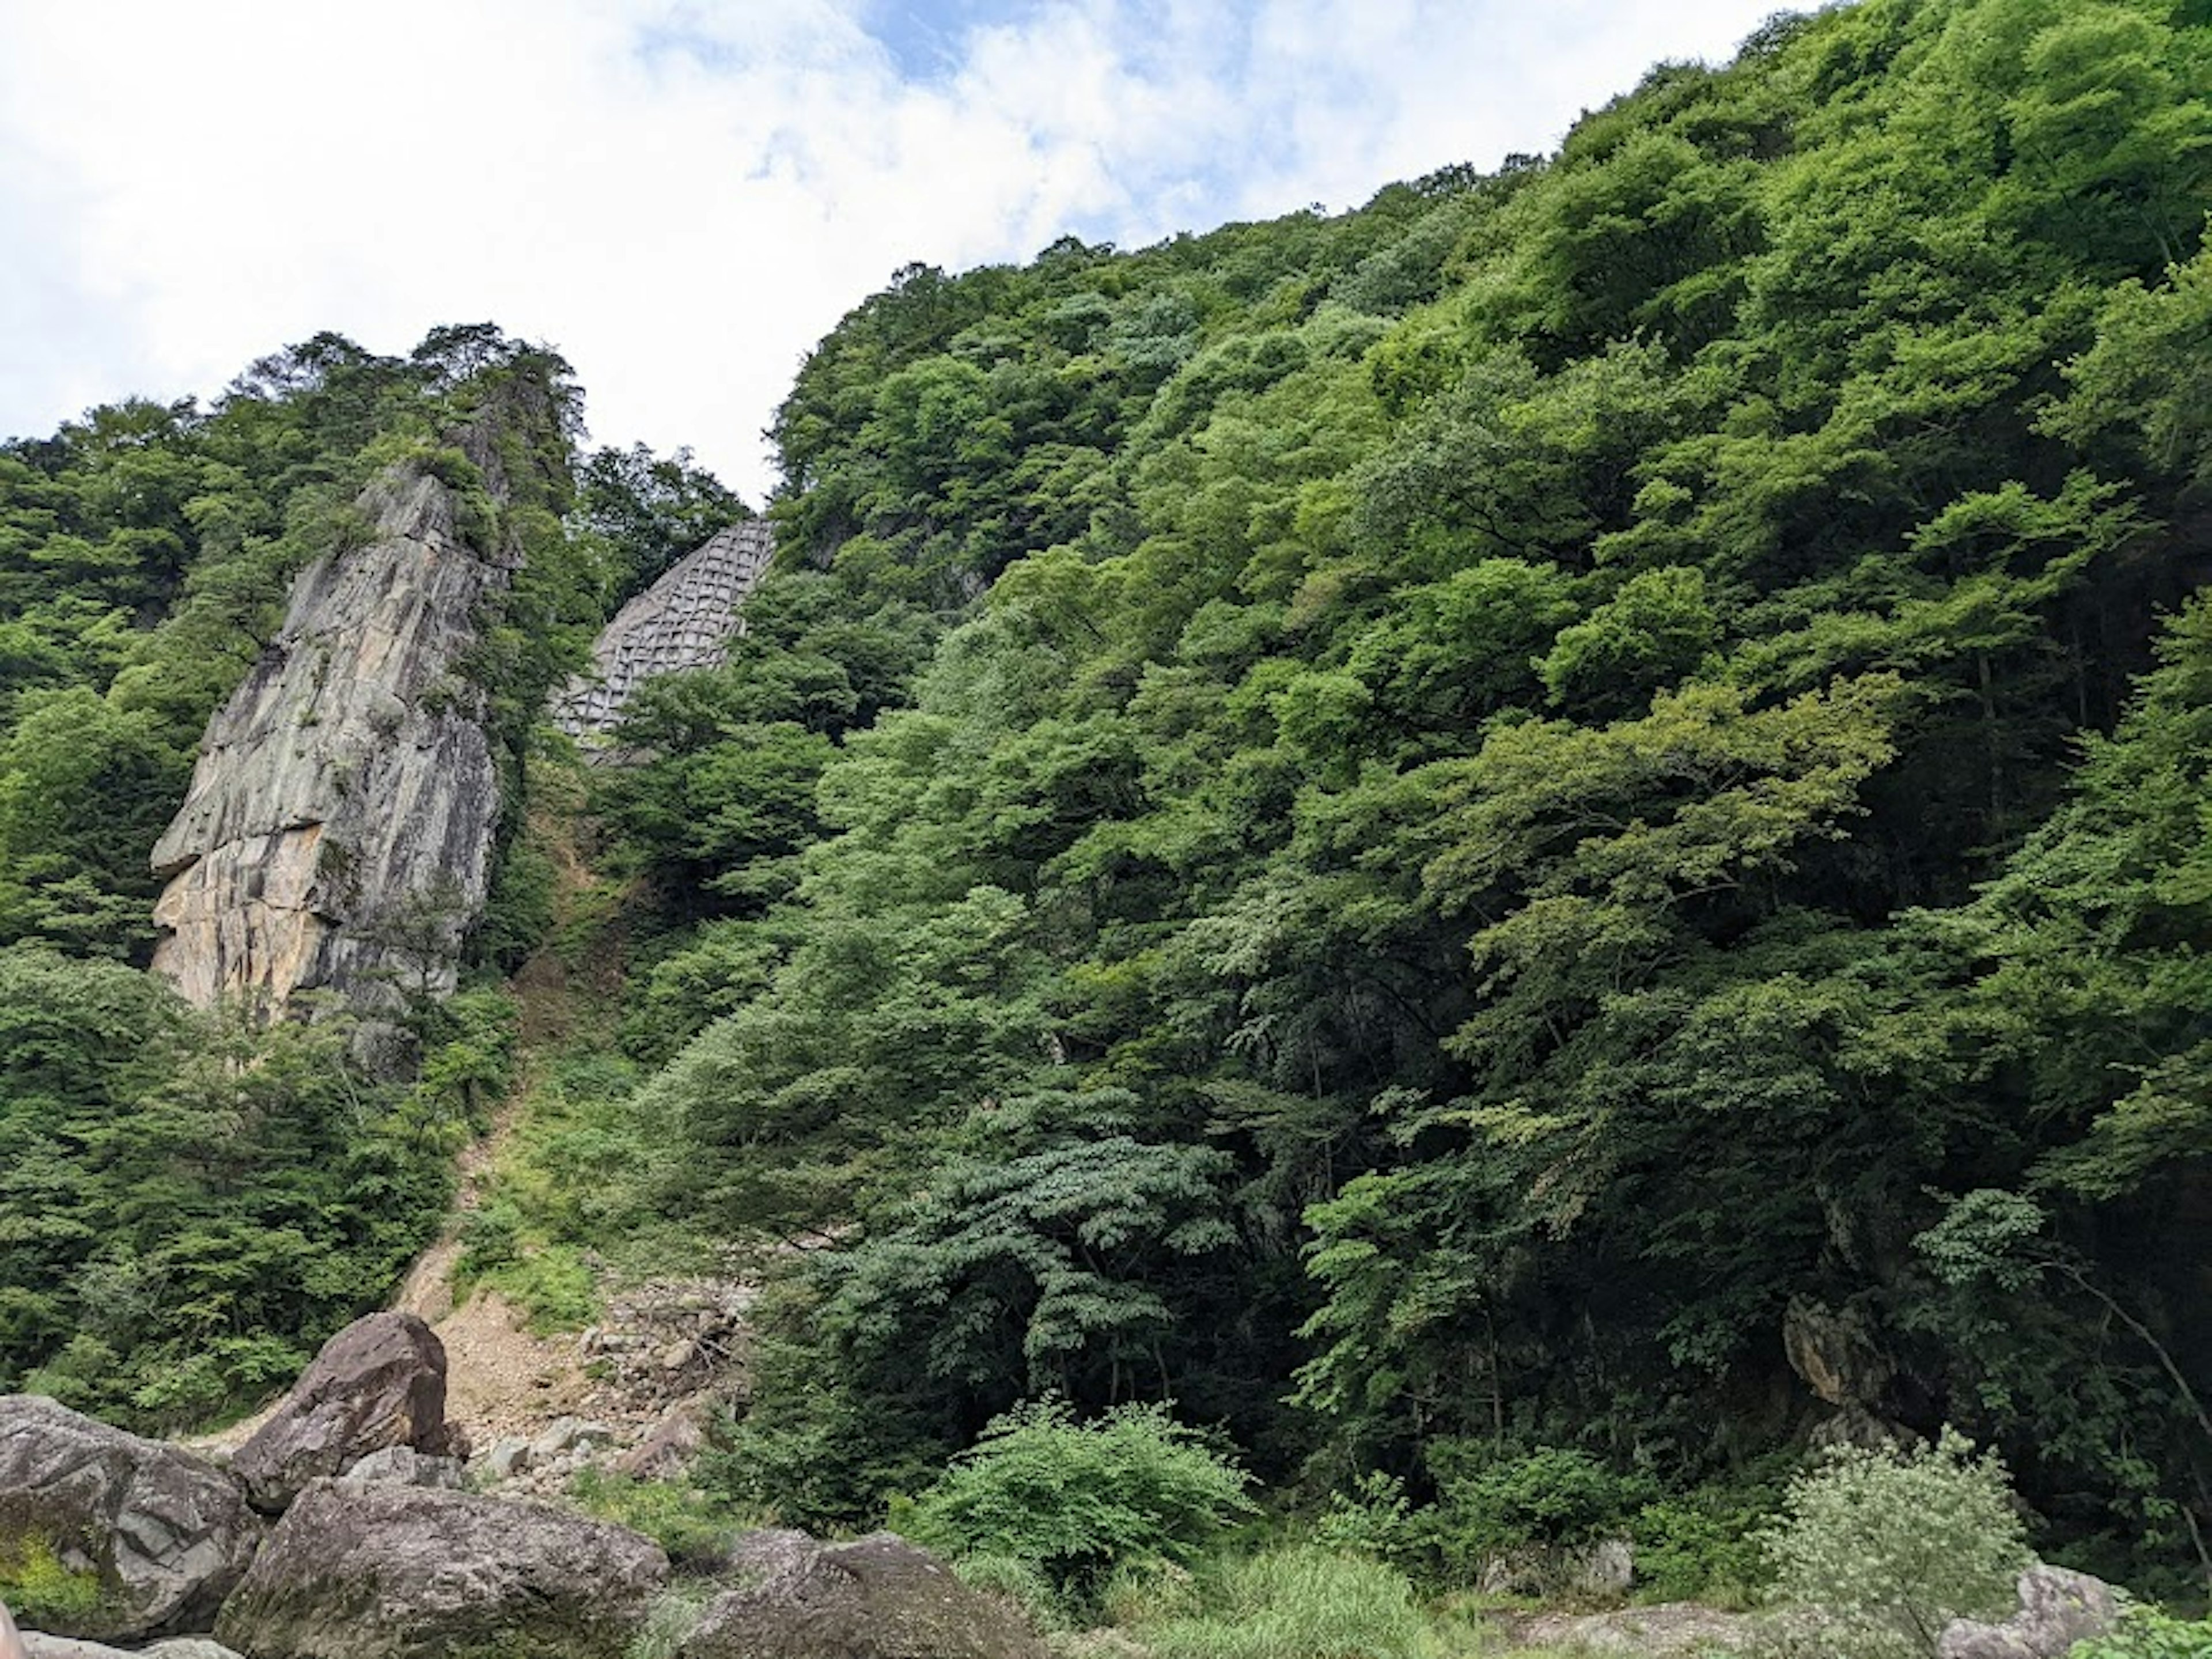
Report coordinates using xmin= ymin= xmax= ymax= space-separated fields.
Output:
xmin=0 ymin=0 xmax=1784 ymax=501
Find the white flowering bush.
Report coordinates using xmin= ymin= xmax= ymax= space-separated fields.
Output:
xmin=1758 ymin=1429 xmax=2029 ymax=1658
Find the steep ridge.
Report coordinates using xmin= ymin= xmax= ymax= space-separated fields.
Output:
xmin=149 ymin=457 xmax=513 ymax=1024
xmin=554 ymin=518 xmax=772 ymax=745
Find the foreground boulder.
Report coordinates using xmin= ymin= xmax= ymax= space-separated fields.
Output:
xmin=680 ymin=1529 xmax=1044 ymax=1659
xmin=0 ymin=1397 xmax=260 ymax=1642
xmin=229 ymin=1313 xmax=448 ymax=1512
xmin=23 ymin=1635 xmax=244 ymax=1658
xmin=1939 ymin=1565 xmax=2118 ymax=1659
xmin=214 ymin=1479 xmax=668 ymax=1659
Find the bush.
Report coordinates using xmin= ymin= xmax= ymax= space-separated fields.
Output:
xmin=1131 ymin=1546 xmax=1441 ymax=1659
xmin=1631 ymin=1481 xmax=1778 ymax=1605
xmin=2070 ymin=1604 xmax=2212 ymax=1659
xmin=905 ymin=1400 xmax=1256 ymax=1607
xmin=0 ymin=1535 xmax=104 ymax=1626
xmin=1427 ymin=1443 xmax=1656 ymax=1558
xmin=570 ymin=1469 xmax=752 ymax=1571
xmin=1758 ymin=1429 xmax=2029 ymax=1658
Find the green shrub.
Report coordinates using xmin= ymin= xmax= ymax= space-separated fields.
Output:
xmin=1427 ymin=1444 xmax=1656 ymax=1559
xmin=0 ymin=1535 xmax=104 ymax=1626
xmin=1758 ymin=1429 xmax=2029 ymax=1658
xmin=570 ymin=1469 xmax=752 ymax=1571
xmin=1132 ymin=1546 xmax=1441 ymax=1659
xmin=1631 ymin=1482 xmax=1778 ymax=1605
xmin=2070 ymin=1604 xmax=2212 ymax=1659
xmin=906 ymin=1400 xmax=1256 ymax=1607
xmin=1315 ymin=1470 xmax=1431 ymax=1574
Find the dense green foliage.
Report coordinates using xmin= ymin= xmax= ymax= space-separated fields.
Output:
xmin=0 ymin=327 xmax=655 ymax=1422
xmin=5 ymin=0 xmax=2211 ymax=1609
xmin=586 ymin=0 xmax=2212 ymax=1587
xmin=0 ymin=946 xmax=463 ymax=1422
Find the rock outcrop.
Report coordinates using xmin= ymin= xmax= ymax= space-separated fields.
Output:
xmin=149 ymin=460 xmax=513 ymax=1024
xmin=1938 ymin=1565 xmax=2119 ymax=1659
xmin=680 ymin=1530 xmax=1045 ymax=1659
xmin=22 ymin=1635 xmax=244 ymax=1659
xmin=554 ymin=518 xmax=772 ymax=744
xmin=0 ymin=1398 xmax=260 ymax=1642
xmin=229 ymin=1313 xmax=449 ymax=1513
xmin=214 ymin=1480 xmax=668 ymax=1659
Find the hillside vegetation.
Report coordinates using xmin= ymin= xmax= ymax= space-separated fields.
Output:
xmin=2 ymin=0 xmax=2209 ymax=1607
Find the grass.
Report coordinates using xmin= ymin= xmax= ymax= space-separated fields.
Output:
xmin=1120 ymin=1546 xmax=1459 ymax=1659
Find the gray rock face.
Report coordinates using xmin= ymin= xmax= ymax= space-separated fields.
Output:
xmin=1938 ymin=1565 xmax=2118 ymax=1659
xmin=150 ymin=462 xmax=510 ymax=1021
xmin=229 ymin=1313 xmax=448 ymax=1513
xmin=23 ymin=1635 xmax=245 ymax=1659
xmin=0 ymin=1397 xmax=260 ymax=1642
xmin=1475 ymin=1536 xmax=1634 ymax=1600
xmin=214 ymin=1480 xmax=668 ymax=1659
xmin=555 ymin=519 xmax=773 ymax=743
xmin=335 ymin=1447 xmax=464 ymax=1493
xmin=681 ymin=1529 xmax=1044 ymax=1659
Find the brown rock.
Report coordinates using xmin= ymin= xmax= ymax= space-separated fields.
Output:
xmin=230 ymin=1313 xmax=448 ymax=1512
xmin=214 ymin=1480 xmax=668 ymax=1659
xmin=0 ymin=1397 xmax=261 ymax=1642
xmin=680 ymin=1529 xmax=1044 ymax=1659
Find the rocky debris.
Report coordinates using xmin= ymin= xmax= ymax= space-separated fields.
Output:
xmin=230 ymin=1313 xmax=449 ymax=1513
xmin=1938 ymin=1565 xmax=2119 ymax=1659
xmin=529 ymin=1416 xmax=615 ymax=1463
xmin=555 ymin=519 xmax=774 ymax=745
xmin=679 ymin=1529 xmax=1046 ymax=1659
xmin=1475 ymin=1536 xmax=1634 ymax=1600
xmin=1497 ymin=1602 xmax=1756 ymax=1656
xmin=149 ymin=457 xmax=517 ymax=1033
xmin=459 ymin=1275 xmax=753 ymax=1502
xmin=335 ymin=1447 xmax=464 ymax=1492
xmin=0 ymin=1397 xmax=261 ymax=1642
xmin=22 ymin=1636 xmax=244 ymax=1659
xmin=614 ymin=1404 xmax=708 ymax=1480
xmin=213 ymin=1479 xmax=668 ymax=1659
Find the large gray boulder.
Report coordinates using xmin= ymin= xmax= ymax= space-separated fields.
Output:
xmin=23 ymin=1635 xmax=244 ymax=1658
xmin=214 ymin=1480 xmax=667 ymax=1659
xmin=1938 ymin=1565 xmax=2118 ymax=1659
xmin=680 ymin=1529 xmax=1044 ymax=1659
xmin=0 ymin=1397 xmax=260 ymax=1642
xmin=229 ymin=1313 xmax=448 ymax=1513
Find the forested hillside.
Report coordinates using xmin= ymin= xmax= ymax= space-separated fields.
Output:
xmin=3 ymin=0 xmax=2209 ymax=1609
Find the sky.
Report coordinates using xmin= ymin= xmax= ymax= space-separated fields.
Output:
xmin=0 ymin=0 xmax=1787 ymax=503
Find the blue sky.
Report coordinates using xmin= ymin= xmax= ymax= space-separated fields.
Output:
xmin=0 ymin=0 xmax=1787 ymax=500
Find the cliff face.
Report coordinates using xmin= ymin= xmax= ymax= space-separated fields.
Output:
xmin=150 ymin=464 xmax=510 ymax=1018
xmin=554 ymin=518 xmax=772 ymax=744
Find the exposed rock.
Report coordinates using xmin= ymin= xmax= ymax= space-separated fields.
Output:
xmin=680 ymin=1529 xmax=1045 ymax=1659
xmin=23 ymin=1635 xmax=245 ymax=1659
xmin=335 ymin=1446 xmax=464 ymax=1492
xmin=0 ymin=1397 xmax=260 ymax=1642
xmin=1499 ymin=1601 xmax=1756 ymax=1656
xmin=528 ymin=1417 xmax=612 ymax=1463
xmin=484 ymin=1437 xmax=532 ymax=1480
xmin=1783 ymin=1297 xmax=1893 ymax=1409
xmin=1475 ymin=1536 xmax=1634 ymax=1600
xmin=554 ymin=519 xmax=774 ymax=745
xmin=213 ymin=1479 xmax=668 ymax=1659
xmin=613 ymin=1405 xmax=706 ymax=1480
xmin=229 ymin=1313 xmax=448 ymax=1513
xmin=1938 ymin=1565 xmax=2119 ymax=1659
xmin=149 ymin=460 xmax=514 ymax=1029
